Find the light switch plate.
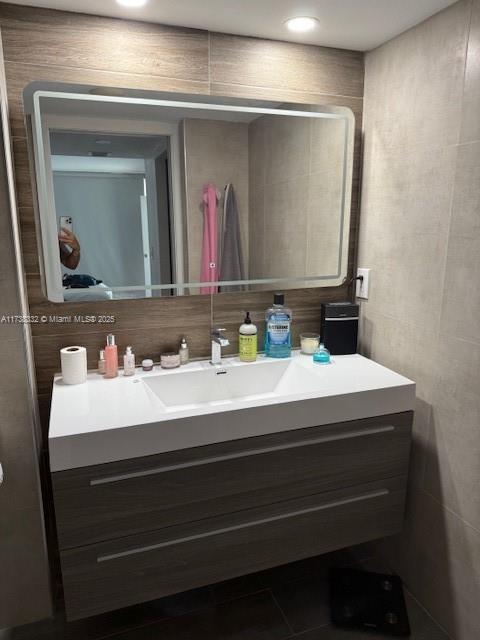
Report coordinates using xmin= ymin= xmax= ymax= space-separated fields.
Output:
xmin=356 ymin=268 xmax=370 ymax=299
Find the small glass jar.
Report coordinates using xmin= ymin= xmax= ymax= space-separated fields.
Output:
xmin=313 ymin=343 xmax=331 ymax=364
xmin=160 ymin=352 xmax=181 ymax=369
xmin=300 ymin=333 xmax=320 ymax=355
xmin=141 ymin=358 xmax=154 ymax=372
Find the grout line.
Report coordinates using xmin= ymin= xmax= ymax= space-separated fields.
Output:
xmin=284 ymin=620 xmax=332 ymax=637
xmin=284 ymin=622 xmax=332 ymax=639
xmin=210 ymin=80 xmax=364 ymax=103
xmin=437 ymin=331 xmax=480 ymax=349
xmin=418 ymin=404 xmax=433 ymax=490
xmin=269 ymin=588 xmax=295 ymax=637
xmin=453 ymin=138 xmax=480 ymax=148
xmin=30 ymin=323 xmax=213 ymax=339
xmin=453 ymin=46 xmax=472 ymax=146
xmin=435 ymin=0 xmax=474 ymax=336
xmin=211 ymin=585 xmax=269 ymax=606
xmin=403 ymin=586 xmax=454 ymax=640
xmin=2 ymin=58 xmax=211 ymax=87
xmin=458 ymin=0 xmax=475 ymax=140
xmin=209 ymin=574 xmax=269 ymax=606
xmin=86 ymin=589 xmax=273 ymax=640
xmin=207 ymin=31 xmax=212 ymax=91
xmin=420 ymin=486 xmax=480 ymax=537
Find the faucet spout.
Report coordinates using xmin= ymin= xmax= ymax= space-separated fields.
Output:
xmin=211 ymin=328 xmax=229 ymax=365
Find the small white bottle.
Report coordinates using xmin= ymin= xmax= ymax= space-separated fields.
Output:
xmin=179 ymin=337 xmax=189 ymax=365
xmin=123 ymin=346 xmax=135 ymax=376
xmin=97 ymin=349 xmax=106 ymax=375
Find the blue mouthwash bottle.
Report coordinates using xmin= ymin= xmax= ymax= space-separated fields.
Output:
xmin=265 ymin=293 xmax=292 ymax=358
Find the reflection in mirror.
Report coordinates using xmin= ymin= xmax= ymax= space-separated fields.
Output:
xmin=28 ymin=89 xmax=354 ymax=302
xmin=51 ymin=130 xmax=175 ymax=301
xmin=183 ymin=114 xmax=348 ymax=292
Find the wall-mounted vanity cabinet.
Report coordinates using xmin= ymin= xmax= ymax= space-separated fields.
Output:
xmin=49 ymin=354 xmax=415 ymax=620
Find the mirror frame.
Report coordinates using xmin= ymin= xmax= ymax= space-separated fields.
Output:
xmin=30 ymin=90 xmax=355 ymax=302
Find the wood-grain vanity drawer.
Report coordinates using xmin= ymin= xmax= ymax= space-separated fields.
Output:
xmin=60 ymin=476 xmax=406 ymax=620
xmin=52 ymin=412 xmax=412 ymax=549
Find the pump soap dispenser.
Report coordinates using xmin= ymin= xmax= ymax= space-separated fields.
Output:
xmin=239 ymin=312 xmax=257 ymax=362
xmin=104 ymin=334 xmax=118 ymax=378
xmin=123 ymin=346 xmax=135 ymax=376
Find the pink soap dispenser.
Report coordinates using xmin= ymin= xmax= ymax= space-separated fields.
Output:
xmin=104 ymin=334 xmax=118 ymax=378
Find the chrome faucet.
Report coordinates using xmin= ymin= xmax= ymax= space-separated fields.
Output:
xmin=211 ymin=328 xmax=229 ymax=365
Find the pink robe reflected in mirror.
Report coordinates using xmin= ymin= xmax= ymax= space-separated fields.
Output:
xmin=200 ymin=183 xmax=220 ymax=294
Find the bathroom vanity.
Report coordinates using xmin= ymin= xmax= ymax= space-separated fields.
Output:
xmin=49 ymin=354 xmax=415 ymax=620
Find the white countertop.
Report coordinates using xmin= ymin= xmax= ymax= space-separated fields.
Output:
xmin=49 ymin=352 xmax=415 ymax=472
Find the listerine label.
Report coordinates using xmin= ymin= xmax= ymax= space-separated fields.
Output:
xmin=267 ymin=312 xmax=291 ymax=346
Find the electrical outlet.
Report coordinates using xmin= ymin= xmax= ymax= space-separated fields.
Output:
xmin=356 ymin=268 xmax=370 ymax=299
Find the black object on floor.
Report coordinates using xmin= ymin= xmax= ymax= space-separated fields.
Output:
xmin=329 ymin=567 xmax=411 ymax=637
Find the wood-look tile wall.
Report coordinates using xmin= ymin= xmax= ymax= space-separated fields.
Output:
xmin=0 ymin=2 xmax=364 ymax=438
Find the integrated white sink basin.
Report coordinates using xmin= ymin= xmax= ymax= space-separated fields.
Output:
xmin=144 ymin=359 xmax=323 ymax=409
xmin=49 ymin=352 xmax=416 ymax=471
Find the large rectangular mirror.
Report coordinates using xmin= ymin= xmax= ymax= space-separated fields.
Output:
xmin=28 ymin=88 xmax=354 ymax=302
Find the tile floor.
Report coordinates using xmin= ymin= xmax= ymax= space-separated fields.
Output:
xmin=0 ymin=549 xmax=449 ymax=640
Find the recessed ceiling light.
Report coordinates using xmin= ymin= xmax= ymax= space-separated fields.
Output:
xmin=116 ymin=0 xmax=148 ymax=8
xmin=285 ymin=16 xmax=319 ymax=33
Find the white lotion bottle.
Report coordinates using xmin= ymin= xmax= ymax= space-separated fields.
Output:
xmin=123 ymin=345 xmax=135 ymax=376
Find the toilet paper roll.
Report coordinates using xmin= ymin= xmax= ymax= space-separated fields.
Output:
xmin=60 ymin=346 xmax=87 ymax=385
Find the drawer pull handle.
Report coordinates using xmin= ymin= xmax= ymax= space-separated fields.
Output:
xmin=91 ymin=425 xmax=395 ymax=486
xmin=97 ymin=488 xmax=389 ymax=563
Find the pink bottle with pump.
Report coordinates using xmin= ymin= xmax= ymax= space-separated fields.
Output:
xmin=104 ymin=334 xmax=118 ymax=378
